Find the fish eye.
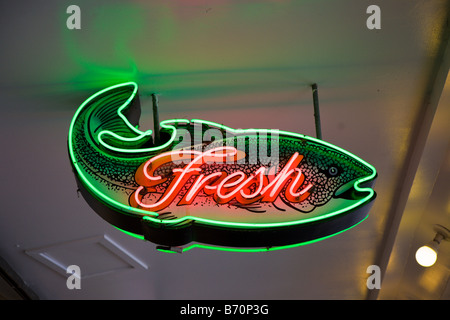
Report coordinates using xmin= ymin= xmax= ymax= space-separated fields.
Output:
xmin=328 ymin=166 xmax=339 ymax=176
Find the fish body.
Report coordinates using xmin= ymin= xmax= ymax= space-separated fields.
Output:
xmin=68 ymin=82 xmax=377 ymax=248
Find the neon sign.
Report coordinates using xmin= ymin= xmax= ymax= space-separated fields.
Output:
xmin=130 ymin=147 xmax=313 ymax=211
xmin=68 ymin=82 xmax=377 ymax=252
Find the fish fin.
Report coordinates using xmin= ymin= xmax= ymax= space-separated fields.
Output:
xmin=85 ymin=83 xmax=154 ymax=152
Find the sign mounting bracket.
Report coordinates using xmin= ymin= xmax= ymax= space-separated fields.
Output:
xmin=311 ymin=83 xmax=322 ymax=140
xmin=151 ymin=93 xmax=160 ymax=145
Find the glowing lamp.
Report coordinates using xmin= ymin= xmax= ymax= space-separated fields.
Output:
xmin=415 ymin=224 xmax=449 ymax=267
xmin=415 ymin=244 xmax=438 ymax=267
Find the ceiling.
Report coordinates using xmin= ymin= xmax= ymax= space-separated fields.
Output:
xmin=0 ymin=0 xmax=449 ymax=300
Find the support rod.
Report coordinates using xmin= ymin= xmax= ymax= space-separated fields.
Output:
xmin=311 ymin=83 xmax=322 ymax=140
xmin=151 ymin=93 xmax=160 ymax=145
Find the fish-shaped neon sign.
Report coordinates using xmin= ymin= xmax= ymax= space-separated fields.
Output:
xmin=68 ymin=82 xmax=377 ymax=251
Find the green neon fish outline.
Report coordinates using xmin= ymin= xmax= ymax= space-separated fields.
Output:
xmin=68 ymin=82 xmax=377 ymax=248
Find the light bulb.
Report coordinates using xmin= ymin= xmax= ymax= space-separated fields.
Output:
xmin=415 ymin=245 xmax=438 ymax=267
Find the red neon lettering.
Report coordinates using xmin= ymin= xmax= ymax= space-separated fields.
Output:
xmin=130 ymin=147 xmax=312 ymax=212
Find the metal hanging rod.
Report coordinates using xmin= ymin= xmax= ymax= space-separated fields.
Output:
xmin=311 ymin=83 xmax=322 ymax=140
xmin=151 ymin=93 xmax=160 ymax=145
